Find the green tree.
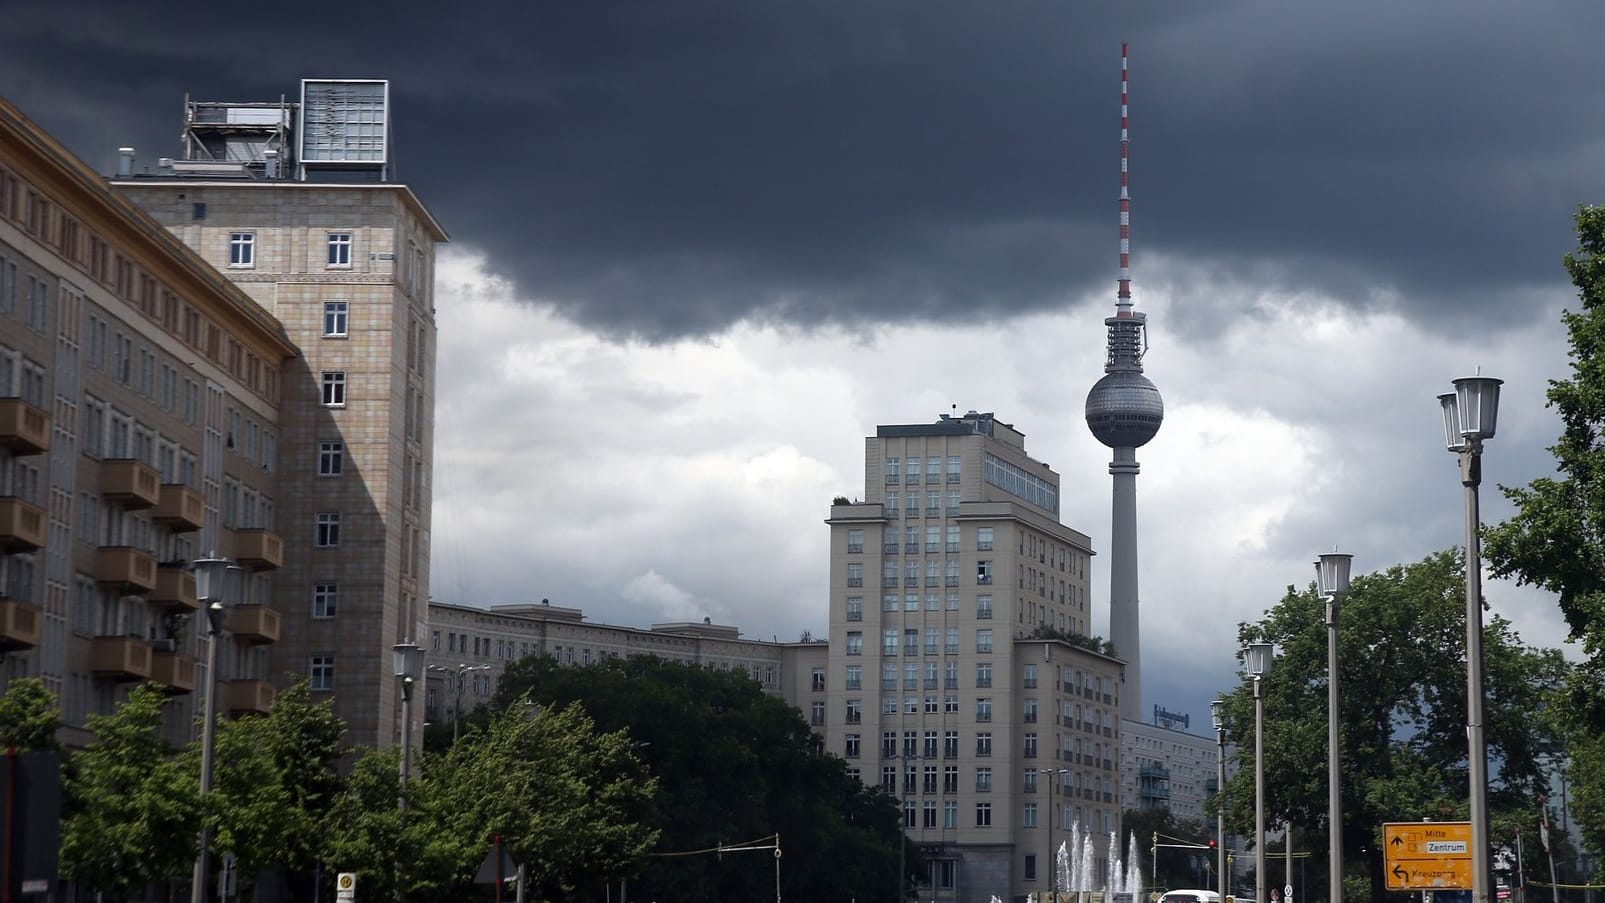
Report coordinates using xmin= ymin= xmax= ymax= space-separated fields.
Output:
xmin=0 ymin=676 xmax=60 ymax=751
xmin=1485 ymin=204 xmax=1605 ymax=865
xmin=1122 ymin=808 xmax=1213 ymax=892
xmin=1222 ymin=552 xmax=1568 ymax=903
xmin=61 ymin=682 xmax=200 ymax=901
xmin=178 ymin=680 xmax=347 ymax=897
xmin=493 ymin=655 xmax=906 ymax=902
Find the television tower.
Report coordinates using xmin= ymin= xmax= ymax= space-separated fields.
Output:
xmin=1084 ymin=43 xmax=1163 ymax=721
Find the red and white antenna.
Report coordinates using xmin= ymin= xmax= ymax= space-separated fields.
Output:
xmin=1117 ymin=42 xmax=1133 ymax=316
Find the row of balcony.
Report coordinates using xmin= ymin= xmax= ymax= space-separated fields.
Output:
xmin=0 ymin=398 xmax=49 ymax=456
xmin=0 ymin=596 xmax=278 ymax=655
xmin=88 ymin=636 xmax=274 ymax=713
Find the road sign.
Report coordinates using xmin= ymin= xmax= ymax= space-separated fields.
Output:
xmin=1383 ymin=822 xmax=1473 ymax=891
xmin=336 ymin=872 xmax=356 ymax=901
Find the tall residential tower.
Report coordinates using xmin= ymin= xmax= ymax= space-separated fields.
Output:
xmin=1084 ymin=45 xmax=1163 ymax=722
xmin=116 ymin=80 xmax=447 ymax=749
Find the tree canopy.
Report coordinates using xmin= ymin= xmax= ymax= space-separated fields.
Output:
xmin=1221 ymin=551 xmax=1569 ymax=902
xmin=493 ymin=654 xmax=911 ymax=902
xmin=1486 ymin=204 xmax=1605 ymax=866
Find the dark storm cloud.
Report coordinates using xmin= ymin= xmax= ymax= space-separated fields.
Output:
xmin=6 ymin=0 xmax=1605 ymax=339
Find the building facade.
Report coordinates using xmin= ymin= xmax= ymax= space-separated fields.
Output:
xmin=1120 ymin=713 xmax=1220 ymax=822
xmin=824 ymin=411 xmax=1123 ymax=901
xmin=0 ymin=96 xmax=298 ymax=745
xmin=114 ymin=81 xmax=447 ymax=749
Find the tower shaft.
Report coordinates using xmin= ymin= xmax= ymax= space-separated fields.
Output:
xmin=1109 ymin=448 xmax=1141 ymax=720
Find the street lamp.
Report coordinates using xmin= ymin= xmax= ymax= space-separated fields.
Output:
xmin=1316 ymin=551 xmax=1352 ymax=903
xmin=392 ymin=642 xmax=425 ymax=794
xmin=427 ymin=662 xmax=491 ymax=743
xmin=1212 ymin=699 xmax=1227 ymax=902
xmin=1439 ymin=374 xmax=1502 ymax=903
xmin=1039 ymin=767 xmax=1069 ymax=901
xmin=190 ymin=553 xmax=237 ymax=903
xmin=1246 ymin=642 xmax=1275 ymax=903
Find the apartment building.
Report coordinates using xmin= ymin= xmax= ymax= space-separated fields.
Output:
xmin=424 ymin=599 xmax=825 ymax=723
xmin=1121 ymin=714 xmax=1220 ymax=822
xmin=0 ymin=96 xmax=296 ymax=745
xmin=114 ymin=80 xmax=447 ymax=749
xmin=823 ymin=411 xmax=1124 ymax=901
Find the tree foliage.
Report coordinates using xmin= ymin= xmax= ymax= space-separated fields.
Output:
xmin=1222 ymin=552 xmax=1569 ymax=903
xmin=61 ymin=682 xmax=199 ymax=900
xmin=493 ymin=655 xmax=908 ymax=902
xmin=0 ymin=676 xmax=60 ymax=751
xmin=1122 ymin=807 xmax=1214 ymax=892
xmin=1485 ymin=204 xmax=1605 ymax=866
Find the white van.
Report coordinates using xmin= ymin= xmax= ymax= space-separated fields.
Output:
xmin=1158 ymin=890 xmax=1222 ymax=903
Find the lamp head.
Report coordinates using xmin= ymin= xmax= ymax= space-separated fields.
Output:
xmin=1453 ymin=375 xmax=1502 ymax=442
xmin=392 ymin=642 xmax=425 ymax=681
xmin=1316 ymin=552 xmax=1353 ymax=597
xmin=191 ymin=552 xmax=232 ymax=604
xmin=1210 ymin=698 xmax=1225 ymax=730
xmin=1245 ymin=642 xmax=1275 ymax=677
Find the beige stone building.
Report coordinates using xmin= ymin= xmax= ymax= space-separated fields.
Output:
xmin=0 ymin=96 xmax=296 ymax=745
xmin=823 ymin=411 xmax=1125 ymax=901
xmin=114 ymin=81 xmax=447 ymax=750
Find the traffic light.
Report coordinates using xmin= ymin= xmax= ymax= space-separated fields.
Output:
xmin=1209 ymin=839 xmax=1218 ymax=850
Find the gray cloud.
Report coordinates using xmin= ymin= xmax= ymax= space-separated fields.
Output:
xmin=8 ymin=1 xmax=1605 ymax=341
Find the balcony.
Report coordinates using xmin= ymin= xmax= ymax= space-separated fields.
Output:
xmin=150 ymin=651 xmax=197 ymax=694
xmin=102 ymin=459 xmax=160 ymax=509
xmin=153 ymin=484 xmax=204 ymax=532
xmin=232 ymin=529 xmax=283 ymax=570
xmin=151 ymin=566 xmax=198 ymax=612
xmin=0 ymin=398 xmax=49 ymax=455
xmin=95 ymin=547 xmax=157 ymax=592
xmin=225 ymin=678 xmax=275 ymax=715
xmin=92 ymin=636 xmax=153 ymax=681
xmin=0 ymin=599 xmax=41 ymax=651
xmin=0 ymin=497 xmax=46 ymax=551
xmin=226 ymin=605 xmax=280 ymax=644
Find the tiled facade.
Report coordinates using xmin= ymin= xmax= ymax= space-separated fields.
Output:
xmin=115 ymin=178 xmax=445 ymax=750
xmin=823 ymin=412 xmax=1125 ymax=902
xmin=0 ymin=97 xmax=297 ymax=745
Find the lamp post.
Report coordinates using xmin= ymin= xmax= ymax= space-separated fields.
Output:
xmin=1039 ymin=767 xmax=1069 ymax=901
xmin=1212 ymin=699 xmax=1227 ymax=902
xmin=190 ymin=553 xmax=236 ymax=903
xmin=1317 ymin=551 xmax=1353 ymax=903
xmin=427 ymin=662 xmax=490 ymax=743
xmin=392 ymin=643 xmax=425 ymax=797
xmin=1246 ymin=642 xmax=1275 ymax=903
xmin=1438 ymin=374 xmax=1502 ymax=903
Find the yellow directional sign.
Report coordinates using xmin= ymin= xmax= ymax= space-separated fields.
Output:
xmin=1383 ymin=822 xmax=1473 ymax=891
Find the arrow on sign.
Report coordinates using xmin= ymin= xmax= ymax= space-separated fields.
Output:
xmin=1393 ymin=865 xmax=1409 ymax=883
xmin=1391 ymin=836 xmax=1404 ymax=847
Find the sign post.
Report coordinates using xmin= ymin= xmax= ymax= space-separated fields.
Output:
xmin=336 ymin=872 xmax=357 ymax=902
xmin=1384 ymin=823 xmax=1474 ymax=891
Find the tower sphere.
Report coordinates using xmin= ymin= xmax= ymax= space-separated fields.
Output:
xmin=1085 ymin=370 xmax=1164 ymax=449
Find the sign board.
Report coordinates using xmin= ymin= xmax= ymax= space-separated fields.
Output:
xmin=1384 ymin=822 xmax=1474 ymax=891
xmin=336 ymin=872 xmax=357 ymax=901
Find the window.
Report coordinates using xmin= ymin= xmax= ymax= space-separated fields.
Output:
xmin=944 ymin=730 xmax=959 ymax=759
xmin=884 ymin=456 xmax=899 ymax=483
xmin=943 ymin=802 xmax=958 ymax=830
xmin=809 ymin=701 xmax=824 ymax=726
xmin=846 ymin=596 xmax=863 ymax=621
xmin=883 ymin=629 xmax=898 ymax=656
xmin=845 ymin=665 xmax=862 ymax=690
xmin=321 ymin=371 xmax=346 ymax=406
xmin=946 ymin=525 xmax=960 ymax=552
xmin=1024 ymin=770 xmax=1038 ymax=793
xmin=845 ymin=699 xmax=862 ymax=724
xmin=977 ymin=559 xmax=993 ymax=584
xmin=312 ymin=583 xmax=337 ymax=618
xmin=978 ymin=527 xmax=994 ymax=551
xmin=844 ymin=733 xmax=860 ymax=758
xmin=1023 ymin=663 xmax=1038 ymax=689
xmin=976 ymin=767 xmax=992 ymax=792
xmin=327 ymin=232 xmax=353 ymax=267
xmin=881 ymin=765 xmax=897 ymax=792
xmin=882 ymin=662 xmax=897 ymax=689
xmin=315 ymin=512 xmax=341 ymax=547
xmin=976 ymin=803 xmax=992 ymax=827
xmin=811 ymin=668 xmax=825 ymax=691
xmin=977 ymin=594 xmax=993 ymax=620
xmin=311 ymin=655 xmax=334 ymax=690
xmin=976 ymin=663 xmax=992 ymax=688
xmin=976 ymin=731 xmax=992 ymax=755
xmin=925 ymin=628 xmax=939 ymax=656
xmin=846 ymin=562 xmax=863 ymax=587
xmin=977 ymin=628 xmax=993 ymax=653
xmin=318 ymin=441 xmax=344 ymax=476
xmin=945 ymin=627 xmax=959 ymax=656
xmin=847 ymin=528 xmax=863 ymax=554
xmin=323 ymin=301 xmax=349 ymax=336
xmin=846 ymin=631 xmax=863 ymax=655
xmin=1024 ymin=699 xmax=1039 ymax=723
xmin=229 ymin=232 xmax=255 ymax=267
xmin=947 ymin=455 xmax=961 ymax=481
xmin=1024 ymin=733 xmax=1038 ymax=758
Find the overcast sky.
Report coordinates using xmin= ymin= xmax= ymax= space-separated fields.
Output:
xmin=7 ymin=0 xmax=1604 ymax=730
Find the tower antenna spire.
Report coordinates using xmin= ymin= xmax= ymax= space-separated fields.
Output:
xmin=1118 ymin=41 xmax=1132 ymax=314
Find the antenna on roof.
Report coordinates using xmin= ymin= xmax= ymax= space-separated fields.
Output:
xmin=1117 ymin=41 xmax=1132 ymax=315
